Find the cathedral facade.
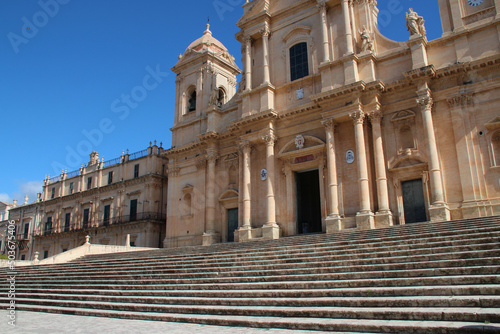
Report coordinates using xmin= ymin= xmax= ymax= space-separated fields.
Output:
xmin=163 ymin=0 xmax=500 ymax=247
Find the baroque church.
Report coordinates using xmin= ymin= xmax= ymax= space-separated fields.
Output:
xmin=162 ymin=0 xmax=500 ymax=248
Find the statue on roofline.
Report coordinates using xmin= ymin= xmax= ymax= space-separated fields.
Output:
xmin=406 ymin=8 xmax=426 ymax=37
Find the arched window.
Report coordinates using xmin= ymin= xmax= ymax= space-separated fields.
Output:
xmin=492 ymin=130 xmax=500 ymax=166
xmin=187 ymin=88 xmax=196 ymax=113
xmin=217 ymin=88 xmax=226 ymax=107
xmin=290 ymin=42 xmax=309 ymax=81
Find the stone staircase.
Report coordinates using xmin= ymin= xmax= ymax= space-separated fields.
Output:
xmin=1 ymin=217 xmax=500 ymax=333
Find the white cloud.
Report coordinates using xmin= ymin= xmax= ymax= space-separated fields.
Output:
xmin=0 ymin=193 xmax=12 ymax=203
xmin=12 ymin=181 xmax=43 ymax=204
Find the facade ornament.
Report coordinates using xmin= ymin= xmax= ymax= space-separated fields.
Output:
xmin=322 ymin=119 xmax=337 ymax=132
xmin=417 ymin=96 xmax=433 ymax=110
xmin=406 ymin=8 xmax=426 ymax=37
xmin=263 ymin=134 xmax=277 ymax=146
xmin=368 ymin=110 xmax=383 ymax=123
xmin=260 ymin=26 xmax=271 ymax=38
xmin=447 ymin=94 xmax=474 ymax=109
xmin=209 ymin=88 xmax=220 ymax=107
xmin=358 ymin=26 xmax=374 ymax=52
xmin=295 ymin=135 xmax=305 ymax=149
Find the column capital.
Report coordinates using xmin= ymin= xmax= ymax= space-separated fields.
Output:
xmin=263 ymin=133 xmax=277 ymax=146
xmin=206 ymin=153 xmax=219 ymax=164
xmin=368 ymin=110 xmax=383 ymax=124
xmin=244 ymin=35 xmax=253 ymax=45
xmin=316 ymin=0 xmax=328 ymax=11
xmin=260 ymin=26 xmax=271 ymax=38
xmin=322 ymin=119 xmax=337 ymax=132
xmin=350 ymin=111 xmax=366 ymax=125
xmin=239 ymin=140 xmax=252 ymax=152
xmin=447 ymin=94 xmax=474 ymax=109
xmin=416 ymin=96 xmax=433 ymax=110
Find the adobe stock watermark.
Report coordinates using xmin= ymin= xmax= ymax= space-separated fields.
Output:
xmin=213 ymin=0 xmax=246 ymax=21
xmin=378 ymin=0 xmax=416 ymax=28
xmin=6 ymin=220 xmax=17 ymax=327
xmin=50 ymin=65 xmax=169 ymax=175
xmin=7 ymin=0 xmax=72 ymax=54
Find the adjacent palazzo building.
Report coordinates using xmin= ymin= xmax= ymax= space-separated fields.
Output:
xmin=163 ymin=0 xmax=500 ymax=248
xmin=14 ymin=143 xmax=168 ymax=260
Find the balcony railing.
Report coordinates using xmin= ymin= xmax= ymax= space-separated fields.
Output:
xmin=15 ymin=234 xmax=30 ymax=241
xmin=129 ymin=149 xmax=148 ymax=161
xmin=32 ymin=212 xmax=165 ymax=237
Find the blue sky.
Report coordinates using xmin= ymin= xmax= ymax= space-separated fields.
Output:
xmin=0 ymin=0 xmax=441 ymax=204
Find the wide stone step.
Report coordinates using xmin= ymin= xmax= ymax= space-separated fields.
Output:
xmin=2 ymin=304 xmax=498 ymax=334
xmin=23 ymin=235 xmax=500 ymax=274
xmin=7 ymin=264 xmax=499 ymax=285
xmin=11 ymin=293 xmax=500 ymax=308
xmin=3 ymin=297 xmax=500 ymax=323
xmin=73 ymin=227 xmax=500 ymax=266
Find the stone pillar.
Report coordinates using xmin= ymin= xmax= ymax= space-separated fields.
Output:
xmin=238 ymin=141 xmax=252 ymax=242
xmin=318 ymin=1 xmax=330 ymax=63
xmin=262 ymin=133 xmax=280 ymax=240
xmin=322 ymin=119 xmax=342 ymax=233
xmin=350 ymin=110 xmax=374 ymax=230
xmin=261 ymin=27 xmax=271 ymax=85
xmin=244 ymin=36 xmax=252 ymax=91
xmin=368 ymin=110 xmax=393 ymax=228
xmin=203 ymin=149 xmax=220 ymax=246
xmin=341 ymin=0 xmax=354 ymax=54
xmin=417 ymin=95 xmax=450 ymax=222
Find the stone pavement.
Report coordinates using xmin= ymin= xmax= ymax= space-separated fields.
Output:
xmin=0 ymin=311 xmax=342 ymax=334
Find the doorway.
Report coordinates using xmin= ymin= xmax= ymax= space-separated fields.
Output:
xmin=227 ymin=208 xmax=238 ymax=242
xmin=296 ymin=170 xmax=322 ymax=234
xmin=402 ymin=179 xmax=427 ymax=224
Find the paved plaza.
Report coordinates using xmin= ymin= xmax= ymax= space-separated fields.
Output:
xmin=1 ymin=311 xmax=336 ymax=334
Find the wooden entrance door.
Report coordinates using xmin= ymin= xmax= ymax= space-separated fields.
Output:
xmin=402 ymin=179 xmax=427 ymax=224
xmin=227 ymin=208 xmax=238 ymax=242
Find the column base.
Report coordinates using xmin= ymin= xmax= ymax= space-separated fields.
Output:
xmin=356 ymin=212 xmax=375 ymax=230
xmin=429 ymin=204 xmax=451 ymax=223
xmin=461 ymin=201 xmax=491 ymax=219
xmin=202 ymin=232 xmax=220 ymax=246
xmin=326 ymin=215 xmax=344 ymax=233
xmin=237 ymin=227 xmax=252 ymax=243
xmin=262 ymin=224 xmax=280 ymax=241
xmin=374 ymin=211 xmax=394 ymax=229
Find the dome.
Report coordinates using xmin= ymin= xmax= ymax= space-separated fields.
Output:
xmin=185 ymin=24 xmax=228 ymax=54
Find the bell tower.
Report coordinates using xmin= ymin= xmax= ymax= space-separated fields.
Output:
xmin=171 ymin=24 xmax=240 ymax=148
xmin=438 ymin=0 xmax=498 ymax=35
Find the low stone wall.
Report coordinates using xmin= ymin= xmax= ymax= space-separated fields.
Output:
xmin=0 ymin=241 xmax=157 ymax=267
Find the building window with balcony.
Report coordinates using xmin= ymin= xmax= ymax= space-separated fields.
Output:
xmin=45 ymin=217 xmax=52 ymax=235
xmin=87 ymin=177 xmax=92 ymax=190
xmin=23 ymin=223 xmax=29 ymax=239
xmin=83 ymin=208 xmax=90 ymax=228
xmin=290 ymin=42 xmax=309 ymax=81
xmin=69 ymin=182 xmax=74 ymax=194
xmin=130 ymin=199 xmax=137 ymax=222
xmin=134 ymin=164 xmax=139 ymax=178
xmin=103 ymin=205 xmax=110 ymax=226
xmin=51 ymin=187 xmax=55 ymax=199
xmin=64 ymin=213 xmax=71 ymax=232
xmin=108 ymin=171 xmax=113 ymax=185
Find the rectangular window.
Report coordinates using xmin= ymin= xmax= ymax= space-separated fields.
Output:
xmin=130 ymin=199 xmax=137 ymax=221
xmin=83 ymin=208 xmax=90 ymax=228
xmin=21 ymin=255 xmax=25 ymax=260
xmin=45 ymin=217 xmax=52 ymax=235
xmin=65 ymin=213 xmax=71 ymax=232
xmin=51 ymin=187 xmax=55 ymax=199
xmin=43 ymin=250 xmax=49 ymax=259
xmin=87 ymin=177 xmax=92 ymax=190
xmin=108 ymin=171 xmax=113 ymax=185
xmin=69 ymin=182 xmax=74 ymax=194
xmin=134 ymin=164 xmax=139 ymax=178
xmin=290 ymin=42 xmax=309 ymax=81
xmin=23 ymin=223 xmax=29 ymax=239
xmin=103 ymin=205 xmax=110 ymax=226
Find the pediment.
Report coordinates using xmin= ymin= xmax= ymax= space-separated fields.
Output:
xmin=282 ymin=25 xmax=312 ymax=43
xmin=219 ymin=189 xmax=239 ymax=203
xmin=392 ymin=110 xmax=415 ymax=122
xmin=182 ymin=184 xmax=194 ymax=194
xmin=278 ymin=136 xmax=325 ymax=159
xmin=389 ymin=152 xmax=427 ymax=171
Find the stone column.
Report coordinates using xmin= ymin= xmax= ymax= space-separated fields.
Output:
xmin=417 ymin=95 xmax=450 ymax=222
xmin=322 ymin=119 xmax=342 ymax=233
xmin=341 ymin=0 xmax=354 ymax=54
xmin=262 ymin=133 xmax=280 ymax=240
xmin=244 ymin=36 xmax=252 ymax=91
xmin=238 ymin=141 xmax=252 ymax=242
xmin=350 ymin=110 xmax=374 ymax=230
xmin=317 ymin=1 xmax=330 ymax=63
xmin=368 ymin=110 xmax=393 ymax=228
xmin=203 ymin=149 xmax=220 ymax=246
xmin=261 ymin=27 xmax=271 ymax=85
